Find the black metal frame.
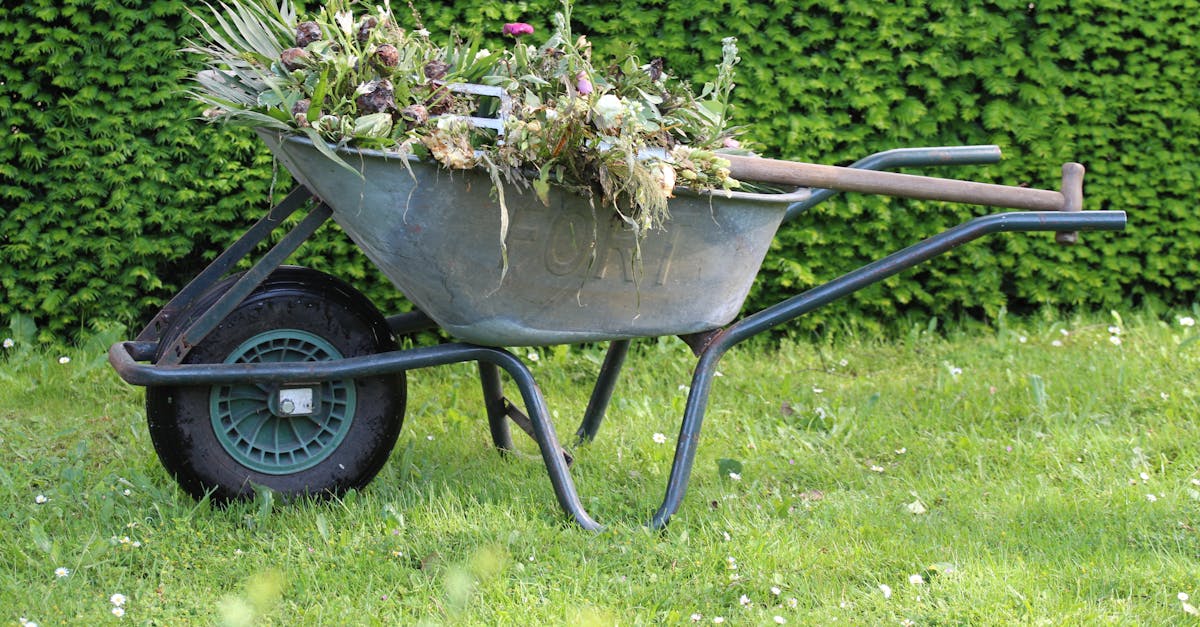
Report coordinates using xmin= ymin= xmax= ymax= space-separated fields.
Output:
xmin=108 ymin=146 xmax=1126 ymax=530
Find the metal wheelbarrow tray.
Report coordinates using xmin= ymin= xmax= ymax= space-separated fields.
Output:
xmin=109 ymin=133 xmax=1126 ymax=530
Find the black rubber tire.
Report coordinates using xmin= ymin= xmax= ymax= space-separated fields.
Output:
xmin=146 ymin=266 xmax=405 ymax=502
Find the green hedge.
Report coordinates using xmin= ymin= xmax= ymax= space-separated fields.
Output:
xmin=2 ymin=0 xmax=1196 ymax=342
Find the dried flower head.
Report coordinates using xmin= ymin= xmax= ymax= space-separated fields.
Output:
xmin=375 ymin=44 xmax=400 ymax=67
xmin=280 ymin=47 xmax=309 ymax=71
xmin=296 ymin=21 xmax=322 ymax=47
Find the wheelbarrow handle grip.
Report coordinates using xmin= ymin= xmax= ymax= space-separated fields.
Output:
xmin=723 ymin=153 xmax=1081 ymax=213
xmin=1056 ymin=162 xmax=1085 ymax=245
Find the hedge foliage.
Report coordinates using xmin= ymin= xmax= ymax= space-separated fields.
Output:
xmin=2 ymin=0 xmax=1197 ymax=342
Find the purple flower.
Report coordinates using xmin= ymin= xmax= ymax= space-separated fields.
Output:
xmin=576 ymin=71 xmax=593 ymax=95
xmin=502 ymin=22 xmax=534 ymax=37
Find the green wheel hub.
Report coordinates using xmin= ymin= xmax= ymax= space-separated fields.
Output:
xmin=210 ymin=330 xmax=357 ymax=475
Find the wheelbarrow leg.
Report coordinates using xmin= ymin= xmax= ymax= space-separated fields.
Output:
xmin=479 ymin=360 xmax=575 ymax=467
xmin=649 ymin=344 xmax=728 ymax=530
xmin=478 ymin=362 xmax=514 ymax=452
xmin=575 ymin=339 xmax=631 ymax=444
xmin=477 ymin=348 xmax=601 ymax=531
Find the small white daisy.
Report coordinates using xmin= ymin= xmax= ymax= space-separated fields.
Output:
xmin=713 ymin=618 xmax=725 ymax=624
xmin=57 ymin=356 xmax=70 ymax=364
xmin=35 ymin=494 xmax=47 ymax=504
xmin=526 ymin=351 xmax=539 ymax=362
xmin=1018 ymin=335 xmax=1028 ymax=343
xmin=1146 ymin=494 xmax=1158 ymax=502
xmin=909 ymin=573 xmax=925 ymax=585
xmin=770 ymin=586 xmax=781 ymax=596
xmin=691 ymin=613 xmax=703 ymax=622
xmin=879 ymin=584 xmax=893 ymax=599
xmin=739 ymin=594 xmax=751 ymax=606
xmin=110 ymin=593 xmax=126 ymax=606
xmin=1180 ymin=592 xmax=1190 ymax=602
xmin=2 ymin=338 xmax=13 ymax=348
xmin=1181 ymin=316 xmax=1196 ymax=327
xmin=1109 ymin=336 xmax=1122 ymax=346
xmin=111 ymin=607 xmax=125 ymax=618
xmin=1108 ymin=325 xmax=1121 ymax=335
xmin=774 ymin=617 xmax=786 ymax=624
xmin=54 ymin=567 xmax=70 ymax=578
xmin=1051 ymin=340 xmax=1063 ymax=347
xmin=652 ymin=433 xmax=667 ymax=444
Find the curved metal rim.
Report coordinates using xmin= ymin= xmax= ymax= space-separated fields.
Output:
xmin=269 ymin=132 xmax=811 ymax=206
xmin=210 ymin=329 xmax=357 ymax=475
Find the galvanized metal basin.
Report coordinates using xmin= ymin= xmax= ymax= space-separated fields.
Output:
xmin=260 ymin=131 xmax=808 ymax=346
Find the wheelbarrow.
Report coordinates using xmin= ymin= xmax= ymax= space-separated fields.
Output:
xmin=108 ymin=131 xmax=1126 ymax=530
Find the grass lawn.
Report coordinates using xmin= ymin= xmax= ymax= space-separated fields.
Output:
xmin=2 ymin=308 xmax=1199 ymax=624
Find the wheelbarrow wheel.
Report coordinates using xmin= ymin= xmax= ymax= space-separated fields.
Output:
xmin=146 ymin=266 xmax=405 ymax=503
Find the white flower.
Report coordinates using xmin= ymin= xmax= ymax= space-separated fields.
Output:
xmin=35 ymin=494 xmax=47 ymax=504
xmin=1060 ymin=329 xmax=1070 ymax=336
xmin=1108 ymin=325 xmax=1121 ymax=335
xmin=948 ymin=365 xmax=963 ymax=377
xmin=652 ymin=432 xmax=667 ymax=444
xmin=1109 ymin=336 xmax=1122 ymax=346
xmin=58 ymin=356 xmax=70 ymax=364
xmin=592 ymin=94 xmax=625 ymax=128
xmin=691 ymin=613 xmax=703 ymax=622
xmin=414 ymin=28 xmax=430 ymax=37
xmin=879 ymin=584 xmax=893 ymax=599
xmin=787 ymin=598 xmax=798 ymax=608
xmin=111 ymin=607 xmax=125 ymax=618
xmin=908 ymin=574 xmax=925 ymax=585
xmin=2 ymin=338 xmax=13 ymax=348
xmin=110 ymin=593 xmax=126 ymax=606
xmin=54 ymin=567 xmax=70 ymax=578
xmin=1181 ymin=316 xmax=1196 ymax=327
xmin=774 ymin=617 xmax=786 ymax=624
xmin=474 ymin=49 xmax=492 ymax=60
xmin=870 ymin=465 xmax=885 ymax=473
xmin=334 ymin=11 xmax=354 ymax=34
xmin=1146 ymin=494 xmax=1158 ymax=502
xmin=19 ymin=619 xmax=37 ymax=627
xmin=907 ymin=499 xmax=927 ymax=515
xmin=812 ymin=387 xmax=824 ymax=394
xmin=838 ymin=359 xmax=849 ymax=367
xmin=728 ymin=472 xmax=741 ymax=481
xmin=1051 ymin=340 xmax=1063 ymax=347
xmin=123 ymin=489 xmax=132 ymax=496
xmin=1184 ymin=602 xmax=1200 ymax=616
xmin=739 ymin=594 xmax=751 ymax=606
xmin=770 ymin=586 xmax=781 ymax=596
xmin=1140 ymin=472 xmax=1150 ymax=481
xmin=1180 ymin=592 xmax=1191 ymax=602
xmin=1018 ymin=335 xmax=1028 ymax=343
xmin=526 ymin=351 xmax=539 ymax=362
xmin=653 ymin=162 xmax=677 ymax=197
xmin=713 ymin=618 xmax=725 ymax=624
